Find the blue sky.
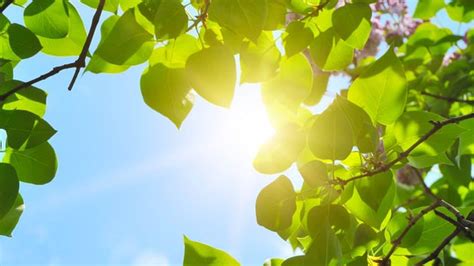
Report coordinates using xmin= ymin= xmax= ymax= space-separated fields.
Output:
xmin=0 ymin=1 xmax=471 ymax=265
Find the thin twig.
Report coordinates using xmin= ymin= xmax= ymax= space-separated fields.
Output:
xmin=414 ymin=170 xmax=474 ymax=231
xmin=415 ymin=227 xmax=462 ymax=265
xmin=0 ymin=0 xmax=106 ymax=101
xmin=422 ymin=91 xmax=474 ymax=105
xmin=68 ymin=0 xmax=105 ymax=91
xmin=434 ymin=210 xmax=474 ymax=240
xmin=335 ymin=112 xmax=474 ymax=186
xmin=0 ymin=0 xmax=13 ymax=13
xmin=380 ymin=200 xmax=440 ymax=265
xmin=186 ymin=0 xmax=210 ymax=32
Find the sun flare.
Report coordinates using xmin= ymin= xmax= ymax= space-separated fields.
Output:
xmin=220 ymin=86 xmax=275 ymax=158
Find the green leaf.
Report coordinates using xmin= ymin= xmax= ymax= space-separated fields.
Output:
xmin=86 ymin=16 xmax=131 ymax=74
xmin=262 ymin=53 xmax=313 ymax=111
xmin=304 ymin=71 xmax=329 ymax=106
xmin=38 ymin=3 xmax=87 ymax=56
xmin=141 ymin=64 xmax=193 ymax=128
xmin=263 ymin=0 xmax=287 ymax=30
xmin=81 ymin=0 xmax=119 ymax=12
xmin=305 ymin=226 xmax=343 ymax=265
xmin=3 ymin=142 xmax=58 ymax=185
xmin=283 ymin=21 xmax=314 ymax=57
xmin=459 ymin=118 xmax=474 ymax=155
xmin=8 ymin=24 xmax=42 ymax=59
xmin=183 ymin=236 xmax=240 ymax=266
xmin=309 ymin=28 xmax=354 ymax=71
xmin=344 ymin=171 xmax=396 ymax=229
xmin=307 ymin=204 xmax=351 ymax=237
xmin=95 ymin=10 xmax=154 ymax=65
xmin=185 ymin=45 xmax=236 ymax=107
xmin=348 ymin=48 xmax=407 ymax=125
xmin=153 ymin=0 xmax=187 ymax=40
xmin=0 ymin=110 xmax=56 ymax=150
xmin=0 ymin=81 xmax=47 ymax=117
xmin=24 ymin=0 xmax=69 ymax=39
xmin=209 ymin=0 xmax=267 ymax=42
xmin=0 ymin=163 xmax=19 ymax=219
xmin=254 ymin=124 xmax=305 ymax=174
xmin=332 ymin=3 xmax=372 ymax=49
xmin=256 ymin=175 xmax=296 ymax=232
xmin=149 ymin=34 xmax=201 ymax=68
xmin=413 ymin=0 xmax=445 ymax=19
xmin=298 ymin=160 xmax=328 ymax=188
xmin=307 ymin=96 xmax=375 ymax=160
xmin=240 ymin=32 xmax=281 ymax=83
xmin=352 ymin=223 xmax=378 ymax=256
xmin=0 ymin=194 xmax=24 ymax=237
xmin=446 ymin=0 xmax=474 ymax=23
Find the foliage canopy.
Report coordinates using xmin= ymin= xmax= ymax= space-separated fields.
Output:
xmin=0 ymin=0 xmax=473 ymax=265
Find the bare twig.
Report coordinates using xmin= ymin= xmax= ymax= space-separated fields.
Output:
xmin=435 ymin=210 xmax=474 ymax=240
xmin=186 ymin=0 xmax=210 ymax=32
xmin=335 ymin=112 xmax=474 ymax=186
xmin=0 ymin=0 xmax=106 ymax=101
xmin=380 ymin=201 xmax=441 ymax=265
xmin=68 ymin=0 xmax=105 ymax=91
xmin=414 ymin=170 xmax=474 ymax=231
xmin=0 ymin=0 xmax=13 ymax=13
xmin=415 ymin=228 xmax=462 ymax=265
xmin=422 ymin=91 xmax=474 ymax=105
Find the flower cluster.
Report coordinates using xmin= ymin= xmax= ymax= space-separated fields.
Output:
xmin=356 ymin=0 xmax=422 ymax=61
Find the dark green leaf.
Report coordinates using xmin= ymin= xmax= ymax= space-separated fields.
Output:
xmin=140 ymin=64 xmax=193 ymax=128
xmin=256 ymin=175 xmax=296 ymax=232
xmin=3 ymin=142 xmax=58 ymax=185
xmin=0 ymin=163 xmax=19 ymax=219
xmin=332 ymin=3 xmax=372 ymax=49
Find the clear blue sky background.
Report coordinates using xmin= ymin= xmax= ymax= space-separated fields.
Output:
xmin=0 ymin=1 xmax=471 ymax=265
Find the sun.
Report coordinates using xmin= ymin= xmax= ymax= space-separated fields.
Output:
xmin=219 ymin=84 xmax=275 ymax=159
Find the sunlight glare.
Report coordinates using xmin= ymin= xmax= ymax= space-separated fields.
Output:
xmin=219 ymin=85 xmax=275 ymax=160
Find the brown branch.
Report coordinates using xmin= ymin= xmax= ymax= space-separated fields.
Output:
xmin=0 ymin=62 xmax=78 ymax=102
xmin=415 ymin=227 xmax=462 ymax=265
xmin=0 ymin=0 xmax=105 ymax=101
xmin=186 ymin=0 xmax=210 ymax=32
xmin=0 ymin=0 xmax=13 ymax=13
xmin=434 ymin=210 xmax=474 ymax=240
xmin=422 ymin=91 xmax=474 ymax=105
xmin=335 ymin=112 xmax=474 ymax=186
xmin=414 ymin=170 xmax=474 ymax=231
xmin=68 ymin=0 xmax=105 ymax=91
xmin=380 ymin=200 xmax=440 ymax=265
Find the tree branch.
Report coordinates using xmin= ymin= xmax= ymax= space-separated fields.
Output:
xmin=414 ymin=170 xmax=474 ymax=231
xmin=415 ymin=227 xmax=462 ymax=265
xmin=380 ymin=200 xmax=441 ymax=265
xmin=67 ymin=0 xmax=105 ymax=91
xmin=335 ymin=112 xmax=474 ymax=186
xmin=435 ymin=210 xmax=474 ymax=240
xmin=422 ymin=91 xmax=474 ymax=105
xmin=0 ymin=0 xmax=13 ymax=13
xmin=0 ymin=0 xmax=105 ymax=101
